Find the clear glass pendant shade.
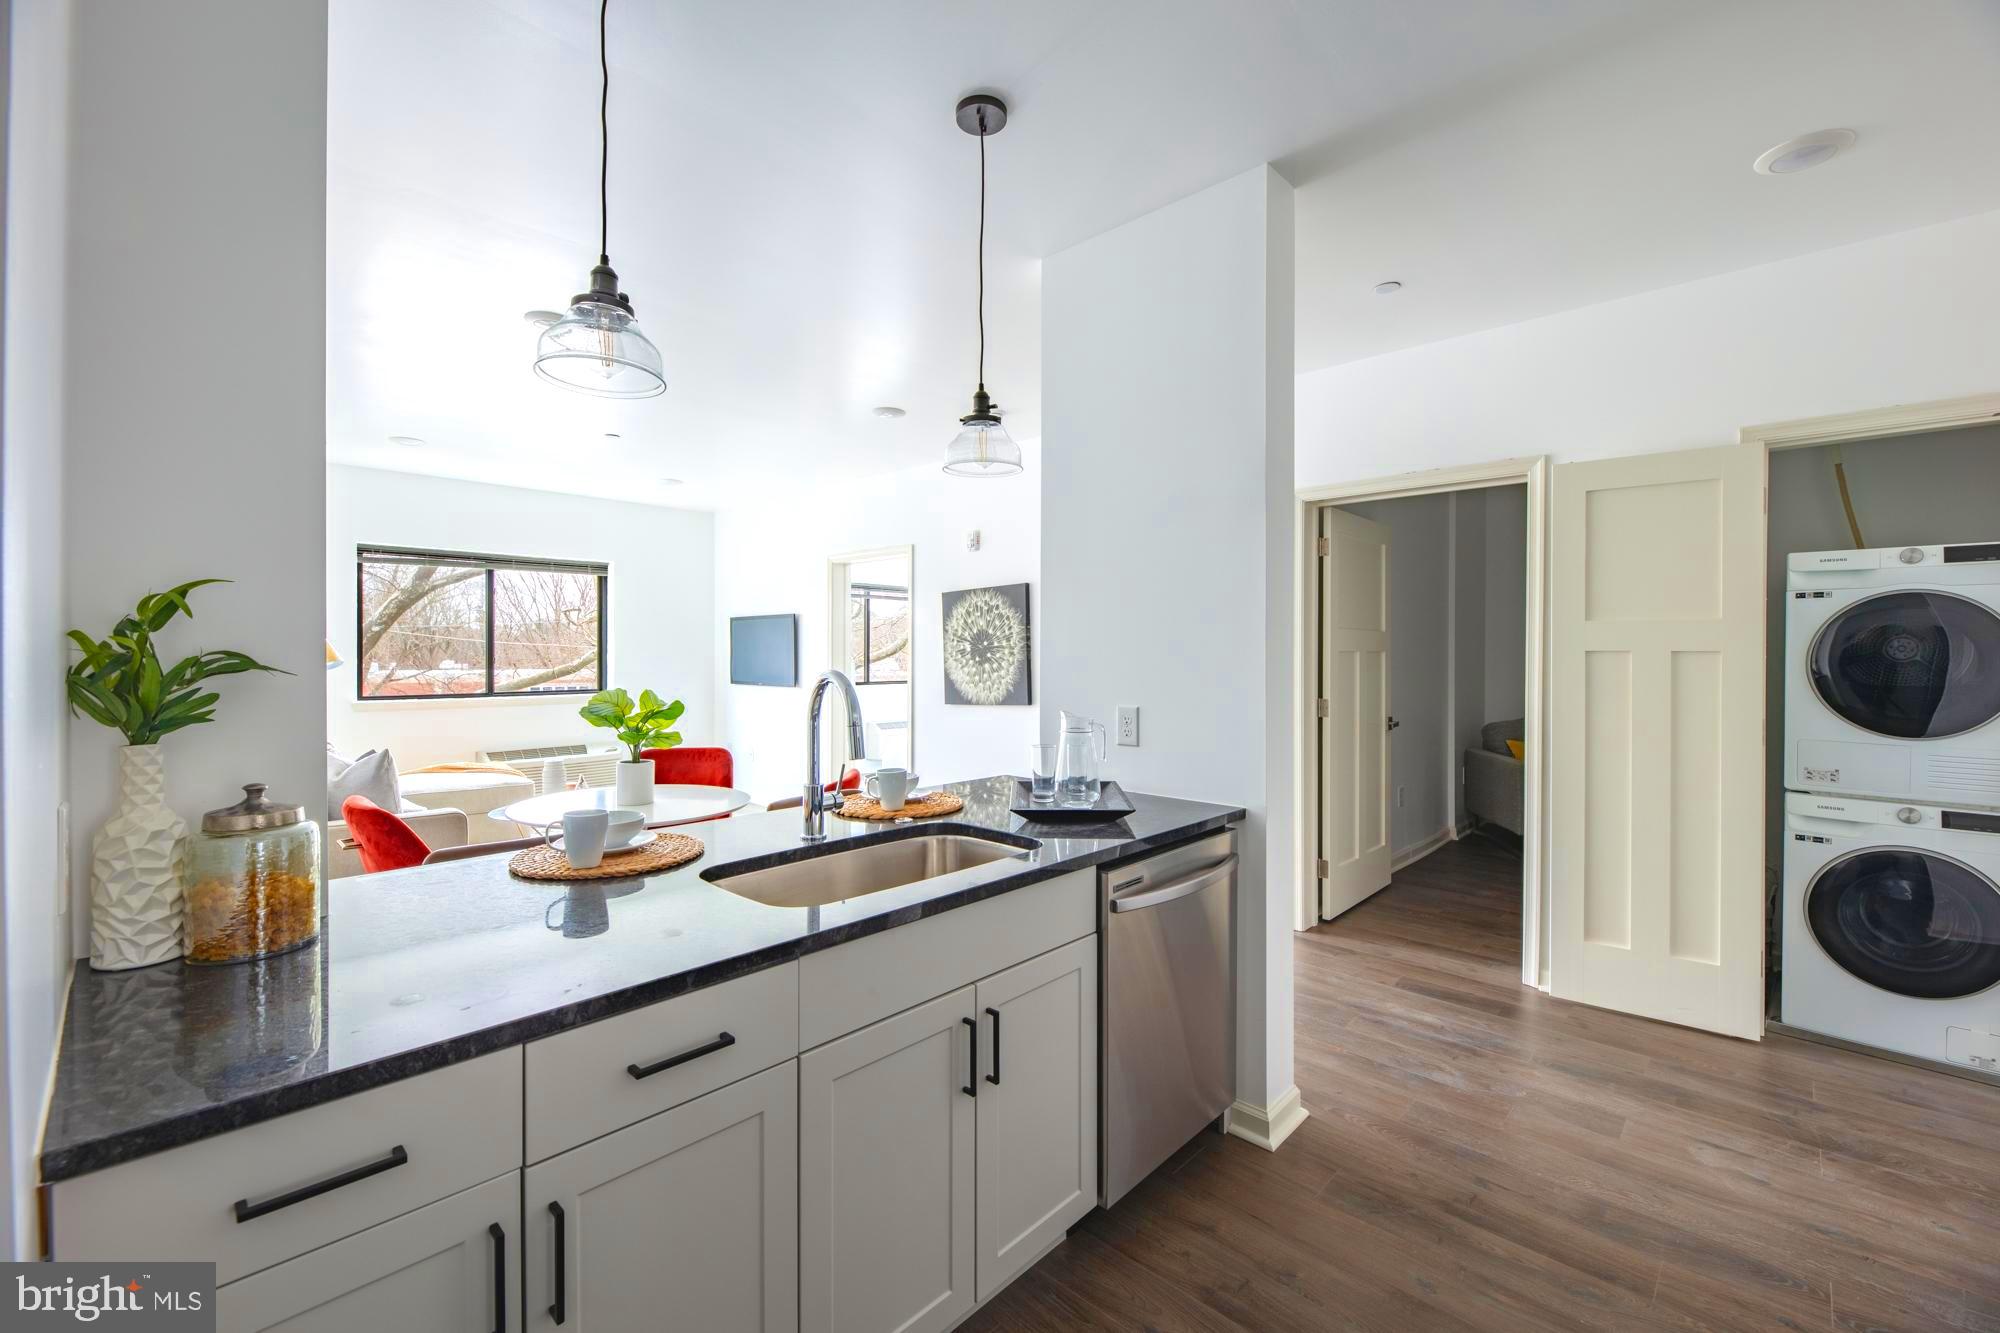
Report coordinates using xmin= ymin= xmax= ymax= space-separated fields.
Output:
xmin=532 ymin=297 xmax=666 ymax=398
xmin=942 ymin=417 xmax=1022 ymax=476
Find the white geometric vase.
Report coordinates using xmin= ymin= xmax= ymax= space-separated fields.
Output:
xmin=90 ymin=745 xmax=189 ymax=970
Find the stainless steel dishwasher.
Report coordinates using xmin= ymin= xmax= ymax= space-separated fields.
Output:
xmin=1100 ymin=829 xmax=1235 ymax=1206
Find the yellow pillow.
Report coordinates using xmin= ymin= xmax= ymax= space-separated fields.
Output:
xmin=1505 ymin=739 xmax=1525 ymax=762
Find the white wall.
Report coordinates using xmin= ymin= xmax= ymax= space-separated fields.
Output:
xmin=1042 ymin=166 xmax=1297 ymax=1125
xmin=1448 ymin=491 xmax=1486 ymax=833
xmin=62 ymin=2 xmax=328 ymax=956
xmin=712 ymin=452 xmax=1040 ymax=805
xmin=1765 ymin=426 xmax=2000 ymax=872
xmin=1482 ymin=486 xmax=1527 ymax=724
xmin=326 ymin=466 xmax=717 ymax=770
xmin=1298 ymin=208 xmax=2000 ymax=488
xmin=1339 ymin=495 xmax=1451 ymax=858
xmin=1 ymin=0 xmax=74 ymax=1261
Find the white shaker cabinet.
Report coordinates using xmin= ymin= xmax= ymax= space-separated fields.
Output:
xmin=523 ymin=1061 xmax=799 ymax=1332
xmin=799 ymin=987 xmax=978 ymax=1333
xmin=214 ymin=1171 xmax=518 ymax=1333
xmin=974 ymin=937 xmax=1099 ymax=1301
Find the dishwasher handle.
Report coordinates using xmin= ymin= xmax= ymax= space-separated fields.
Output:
xmin=1108 ymin=855 xmax=1236 ymax=913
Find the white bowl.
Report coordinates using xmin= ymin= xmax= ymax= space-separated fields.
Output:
xmin=604 ymin=809 xmax=647 ymax=848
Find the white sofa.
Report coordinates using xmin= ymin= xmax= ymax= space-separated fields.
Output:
xmin=326 ymin=769 xmax=534 ymax=878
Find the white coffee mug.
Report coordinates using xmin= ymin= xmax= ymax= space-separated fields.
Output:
xmin=865 ymin=768 xmax=920 ymax=811
xmin=545 ymin=809 xmax=610 ymax=869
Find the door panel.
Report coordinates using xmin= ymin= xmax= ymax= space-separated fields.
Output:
xmin=525 ymin=1062 xmax=798 ymax=1332
xmin=1319 ymin=505 xmax=1392 ymax=919
xmin=974 ymin=938 xmax=1097 ymax=1300
xmin=1551 ymin=444 xmax=1764 ymax=1038
xmin=216 ymin=1173 xmax=517 ymax=1333
xmin=800 ymin=988 xmax=975 ymax=1333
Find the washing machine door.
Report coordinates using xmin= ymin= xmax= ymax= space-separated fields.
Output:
xmin=1804 ymin=848 xmax=2000 ymax=999
xmin=1807 ymin=590 xmax=2000 ymax=739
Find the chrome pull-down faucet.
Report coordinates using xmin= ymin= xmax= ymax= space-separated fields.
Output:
xmin=803 ymin=670 xmax=865 ymax=842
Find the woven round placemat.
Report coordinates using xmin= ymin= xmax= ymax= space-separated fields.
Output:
xmin=835 ymin=792 xmax=965 ymax=821
xmin=509 ymin=832 xmax=704 ymax=881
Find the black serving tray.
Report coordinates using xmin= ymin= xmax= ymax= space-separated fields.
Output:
xmin=1009 ymin=778 xmax=1137 ymax=821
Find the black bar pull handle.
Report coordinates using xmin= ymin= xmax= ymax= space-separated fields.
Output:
xmin=232 ymin=1145 xmax=408 ymax=1223
xmin=627 ymin=1031 xmax=736 ymax=1080
xmin=488 ymin=1223 xmax=506 ymax=1333
xmin=985 ymin=1006 xmax=1001 ymax=1085
xmin=548 ymin=1201 xmax=567 ymax=1325
xmin=961 ymin=1015 xmax=978 ymax=1097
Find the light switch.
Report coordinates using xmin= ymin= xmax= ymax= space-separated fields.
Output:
xmin=1116 ymin=706 xmax=1139 ymax=747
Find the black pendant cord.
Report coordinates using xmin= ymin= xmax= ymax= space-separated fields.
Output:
xmin=597 ymin=0 xmax=610 ymax=266
xmin=976 ymin=129 xmax=986 ymax=391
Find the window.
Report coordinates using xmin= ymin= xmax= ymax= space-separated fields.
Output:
xmin=847 ymin=581 xmax=910 ymax=684
xmin=356 ymin=546 xmax=607 ymax=700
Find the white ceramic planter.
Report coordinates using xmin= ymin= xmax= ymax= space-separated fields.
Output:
xmin=613 ymin=759 xmax=655 ymax=809
xmin=90 ymin=745 xmax=189 ymax=970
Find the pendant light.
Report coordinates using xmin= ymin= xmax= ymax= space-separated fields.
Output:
xmin=943 ymin=94 xmax=1022 ymax=477
xmin=532 ymin=0 xmax=666 ymax=398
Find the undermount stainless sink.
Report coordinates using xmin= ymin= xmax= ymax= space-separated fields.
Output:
xmin=702 ymin=832 xmax=1030 ymax=908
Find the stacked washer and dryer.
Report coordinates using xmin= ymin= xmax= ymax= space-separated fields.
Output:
xmin=1781 ymin=542 xmax=2000 ymax=1076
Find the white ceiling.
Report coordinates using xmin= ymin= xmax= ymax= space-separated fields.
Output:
xmin=328 ymin=0 xmax=2000 ymax=509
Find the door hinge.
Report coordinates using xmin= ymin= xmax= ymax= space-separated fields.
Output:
xmin=1316 ymin=536 xmax=1329 ymax=557
xmin=1315 ymin=858 xmax=1329 ymax=878
xmin=1315 ymin=698 xmax=1329 ymax=719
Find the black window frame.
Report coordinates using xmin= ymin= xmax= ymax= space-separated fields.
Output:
xmin=848 ymin=580 xmax=910 ymax=686
xmin=355 ymin=545 xmax=609 ymax=702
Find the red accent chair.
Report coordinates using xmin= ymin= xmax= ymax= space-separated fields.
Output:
xmin=640 ymin=746 xmax=734 ymax=787
xmin=340 ymin=795 xmax=432 ymax=874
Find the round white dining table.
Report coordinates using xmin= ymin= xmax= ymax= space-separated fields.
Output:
xmin=494 ymin=783 xmax=753 ymax=832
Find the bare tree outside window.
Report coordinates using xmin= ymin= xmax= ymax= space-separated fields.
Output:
xmin=848 ymin=582 xmax=910 ymax=684
xmin=357 ymin=549 xmax=606 ymax=699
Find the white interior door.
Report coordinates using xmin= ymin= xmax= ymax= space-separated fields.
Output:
xmin=1550 ymin=444 xmax=1765 ymax=1038
xmin=1319 ymin=506 xmax=1393 ymax=919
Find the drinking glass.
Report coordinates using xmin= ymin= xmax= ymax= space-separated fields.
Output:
xmin=1028 ymin=744 xmax=1057 ymax=803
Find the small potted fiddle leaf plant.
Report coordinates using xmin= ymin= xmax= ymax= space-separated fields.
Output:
xmin=580 ymin=687 xmax=685 ymax=807
xmin=66 ymin=579 xmax=288 ymax=970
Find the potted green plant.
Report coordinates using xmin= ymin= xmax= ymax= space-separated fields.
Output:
xmin=579 ymin=687 xmax=685 ymax=807
xmin=66 ymin=579 xmax=287 ymax=970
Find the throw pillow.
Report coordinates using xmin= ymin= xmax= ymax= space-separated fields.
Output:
xmin=329 ymin=747 xmax=401 ymax=815
xmin=1506 ymin=739 xmax=1525 ymax=762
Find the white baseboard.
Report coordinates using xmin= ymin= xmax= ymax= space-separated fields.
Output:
xmin=1391 ymin=825 xmax=1454 ymax=872
xmin=1223 ymin=1085 xmax=1308 ymax=1152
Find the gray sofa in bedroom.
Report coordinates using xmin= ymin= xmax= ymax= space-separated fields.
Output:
xmin=1464 ymin=718 xmax=1524 ymax=837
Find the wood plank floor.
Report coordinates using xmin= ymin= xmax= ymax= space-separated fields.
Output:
xmin=965 ymin=835 xmax=2000 ymax=1332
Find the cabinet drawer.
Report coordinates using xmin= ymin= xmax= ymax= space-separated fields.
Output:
xmin=52 ymin=1049 xmax=522 ymax=1286
xmin=798 ymin=870 xmax=1093 ymax=1049
xmin=525 ymin=963 xmax=798 ymax=1161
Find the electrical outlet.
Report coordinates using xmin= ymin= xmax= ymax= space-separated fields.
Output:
xmin=1396 ymin=785 xmax=1407 ymax=809
xmin=1116 ymin=706 xmax=1139 ymax=747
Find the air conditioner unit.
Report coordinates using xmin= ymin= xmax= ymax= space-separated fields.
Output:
xmin=477 ymin=742 xmax=624 ymax=796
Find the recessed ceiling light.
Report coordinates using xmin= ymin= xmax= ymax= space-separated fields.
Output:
xmin=388 ymin=434 xmax=425 ymax=448
xmin=1754 ymin=129 xmax=1855 ymax=176
xmin=602 ymin=432 xmax=622 ymax=441
xmin=522 ymin=310 xmax=563 ymax=327
xmin=872 ymin=405 xmax=906 ymax=419
xmin=1373 ymin=280 xmax=1403 ymax=295
xmin=657 ymin=477 xmax=683 ymax=486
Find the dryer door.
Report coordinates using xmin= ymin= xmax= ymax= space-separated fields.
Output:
xmin=1807 ymin=590 xmax=2000 ymax=739
xmin=1804 ymin=848 xmax=2000 ymax=999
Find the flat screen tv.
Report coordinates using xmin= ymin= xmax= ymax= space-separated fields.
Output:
xmin=729 ymin=614 xmax=798 ymax=687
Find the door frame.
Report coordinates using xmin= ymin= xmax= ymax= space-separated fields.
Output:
xmin=1294 ymin=457 xmax=1552 ymax=990
xmin=828 ymin=544 xmax=916 ymax=773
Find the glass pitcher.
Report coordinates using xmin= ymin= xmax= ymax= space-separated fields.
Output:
xmin=1055 ymin=710 xmax=1108 ymax=806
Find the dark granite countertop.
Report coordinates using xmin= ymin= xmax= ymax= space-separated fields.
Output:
xmin=41 ymin=776 xmax=1243 ymax=1183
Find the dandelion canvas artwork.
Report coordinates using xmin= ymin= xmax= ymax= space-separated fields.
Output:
xmin=941 ymin=582 xmax=1032 ymax=706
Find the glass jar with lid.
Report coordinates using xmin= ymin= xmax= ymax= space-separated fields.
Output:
xmin=185 ymin=783 xmax=321 ymax=965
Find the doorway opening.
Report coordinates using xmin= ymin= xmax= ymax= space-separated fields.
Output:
xmin=1297 ymin=459 xmax=1549 ymax=988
